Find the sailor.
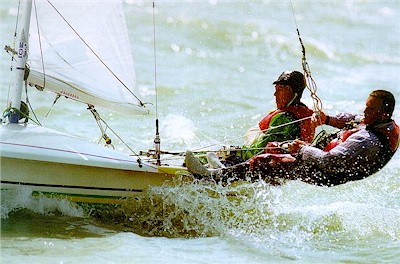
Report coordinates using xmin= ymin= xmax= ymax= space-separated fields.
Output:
xmin=215 ymin=70 xmax=317 ymax=166
xmin=186 ymin=90 xmax=399 ymax=187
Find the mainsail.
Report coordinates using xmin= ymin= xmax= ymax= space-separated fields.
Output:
xmin=27 ymin=0 xmax=148 ymax=115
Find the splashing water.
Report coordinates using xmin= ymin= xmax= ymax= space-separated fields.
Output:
xmin=112 ymin=169 xmax=400 ymax=246
xmin=1 ymin=186 xmax=84 ymax=219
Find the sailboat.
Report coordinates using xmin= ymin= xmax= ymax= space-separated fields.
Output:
xmin=0 ymin=0 xmax=187 ymax=204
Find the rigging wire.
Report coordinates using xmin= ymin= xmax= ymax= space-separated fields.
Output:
xmin=22 ymin=0 xmax=45 ymax=126
xmin=42 ymin=94 xmax=60 ymax=126
xmin=24 ymin=74 xmax=42 ymax=126
xmin=33 ymin=0 xmax=46 ymax=94
xmin=45 ymin=0 xmax=145 ymax=107
xmin=87 ymin=105 xmax=143 ymax=165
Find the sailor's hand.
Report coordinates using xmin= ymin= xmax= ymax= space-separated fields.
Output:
xmin=287 ymin=139 xmax=306 ymax=153
xmin=249 ymin=153 xmax=296 ymax=170
xmin=312 ymin=111 xmax=327 ymax=124
xmin=264 ymin=142 xmax=282 ymax=154
xmin=249 ymin=154 xmax=270 ymax=170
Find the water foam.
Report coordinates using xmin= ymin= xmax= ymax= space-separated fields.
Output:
xmin=1 ymin=186 xmax=84 ymax=219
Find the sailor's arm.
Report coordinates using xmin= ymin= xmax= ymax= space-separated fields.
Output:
xmin=324 ymin=113 xmax=358 ymax=129
xmin=296 ymin=130 xmax=382 ymax=174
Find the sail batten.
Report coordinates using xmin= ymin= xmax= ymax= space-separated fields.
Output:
xmin=28 ymin=0 xmax=147 ymax=114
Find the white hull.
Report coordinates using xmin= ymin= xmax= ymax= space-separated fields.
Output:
xmin=0 ymin=124 xmax=187 ymax=204
xmin=2 ymin=0 xmax=188 ymax=205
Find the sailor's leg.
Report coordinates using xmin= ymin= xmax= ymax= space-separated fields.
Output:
xmin=185 ymin=150 xmax=252 ymax=183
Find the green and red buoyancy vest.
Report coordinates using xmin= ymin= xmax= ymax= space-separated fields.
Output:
xmin=237 ymin=103 xmax=315 ymax=161
xmin=258 ymin=103 xmax=316 ymax=143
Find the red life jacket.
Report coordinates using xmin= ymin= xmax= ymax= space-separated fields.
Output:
xmin=370 ymin=121 xmax=400 ymax=153
xmin=258 ymin=104 xmax=315 ymax=143
xmin=323 ymin=128 xmax=360 ymax=151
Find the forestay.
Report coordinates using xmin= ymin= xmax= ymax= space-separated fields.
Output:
xmin=27 ymin=0 xmax=148 ymax=115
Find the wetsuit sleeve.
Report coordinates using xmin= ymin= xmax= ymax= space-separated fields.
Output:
xmin=326 ymin=113 xmax=357 ymax=129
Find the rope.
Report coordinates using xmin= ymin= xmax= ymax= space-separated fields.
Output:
xmin=261 ymin=115 xmax=312 ymax=133
xmin=289 ymin=0 xmax=324 ymax=125
xmin=2 ymin=107 xmax=40 ymax=126
xmin=189 ymin=115 xmax=313 ymax=153
xmin=179 ymin=116 xmax=313 ymax=161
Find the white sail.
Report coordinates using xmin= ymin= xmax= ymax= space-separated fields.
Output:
xmin=27 ymin=0 xmax=148 ymax=115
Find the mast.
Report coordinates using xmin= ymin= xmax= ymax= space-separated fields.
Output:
xmin=152 ymin=1 xmax=161 ymax=166
xmin=9 ymin=0 xmax=32 ymax=123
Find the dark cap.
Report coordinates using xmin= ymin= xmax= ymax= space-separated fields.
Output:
xmin=273 ymin=71 xmax=306 ymax=97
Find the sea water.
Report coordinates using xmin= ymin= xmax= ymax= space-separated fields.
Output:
xmin=1 ymin=0 xmax=400 ymax=263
